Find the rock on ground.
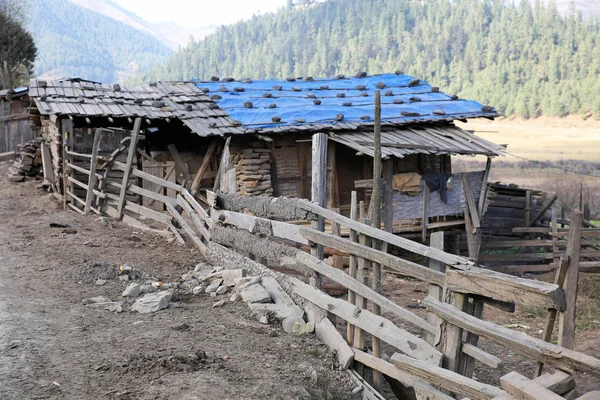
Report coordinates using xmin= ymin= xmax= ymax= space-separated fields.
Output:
xmin=131 ymin=290 xmax=173 ymax=314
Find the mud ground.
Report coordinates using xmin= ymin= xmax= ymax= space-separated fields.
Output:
xmin=0 ymin=163 xmax=360 ymax=400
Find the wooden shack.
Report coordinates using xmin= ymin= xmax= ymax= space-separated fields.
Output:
xmin=0 ymin=87 xmax=38 ymax=153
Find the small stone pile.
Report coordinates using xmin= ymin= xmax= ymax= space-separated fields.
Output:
xmin=8 ymin=138 xmax=43 ymax=182
xmin=231 ymin=143 xmax=273 ymax=197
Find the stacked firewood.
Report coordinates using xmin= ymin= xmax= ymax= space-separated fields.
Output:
xmin=8 ymin=139 xmax=43 ymax=182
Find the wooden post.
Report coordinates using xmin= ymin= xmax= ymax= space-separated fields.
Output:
xmin=353 ymin=202 xmax=370 ymax=356
xmin=331 ymin=208 xmax=343 ymax=269
xmin=477 ymin=157 xmax=492 ymax=218
xmin=84 ymin=129 xmax=102 ymax=214
xmin=61 ymin=132 xmax=69 ymax=210
xmin=422 ymin=182 xmax=430 ymax=242
xmin=326 ymin=140 xmax=337 ymax=209
xmin=167 ymin=143 xmax=192 ymax=183
xmin=311 ymin=132 xmax=328 ymax=288
xmin=383 ymin=158 xmax=394 ymax=236
xmin=191 ymin=138 xmax=218 ymax=194
xmin=439 ymin=289 xmax=468 ymax=373
xmin=558 ymin=210 xmax=583 ymax=349
xmin=117 ymin=118 xmax=141 ymax=220
xmin=347 ymin=191 xmax=358 ymax=346
xmin=213 ymin=136 xmax=231 ymax=192
xmin=371 ymin=89 xmax=383 ymax=392
xmin=426 ymin=231 xmax=445 ymax=345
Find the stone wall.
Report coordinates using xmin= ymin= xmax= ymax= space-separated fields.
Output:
xmin=230 ymin=141 xmax=273 ymax=197
xmin=39 ymin=116 xmax=62 ymax=186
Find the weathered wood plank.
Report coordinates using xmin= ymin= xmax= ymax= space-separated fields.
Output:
xmin=85 ymin=129 xmax=102 ymax=214
xmin=291 ymin=276 xmax=443 ymax=365
xmin=462 ymin=343 xmax=503 ymax=369
xmin=427 ymin=231 xmax=445 ymax=345
xmin=463 ymin=174 xmax=481 ymax=229
xmin=390 ymin=352 xmax=507 ymax=400
xmin=191 ymin=138 xmax=218 ymax=193
xmin=311 ymin=132 xmax=328 ymax=288
xmin=117 ymin=118 xmax=141 ymax=219
xmin=446 ymin=267 xmax=566 ymax=311
xmin=165 ymin=202 xmax=207 ymax=255
xmin=113 ymin=161 xmax=183 ymax=192
xmin=167 ymin=143 xmax=192 ymax=182
xmin=500 ymin=371 xmax=563 ymax=400
xmin=424 ymin=296 xmax=600 ymax=377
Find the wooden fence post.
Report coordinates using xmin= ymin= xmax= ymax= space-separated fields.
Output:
xmin=84 ymin=128 xmax=102 ymax=214
xmin=117 ymin=118 xmax=141 ymax=220
xmin=426 ymin=231 xmax=445 ymax=345
xmin=558 ymin=210 xmax=583 ymax=349
xmin=353 ymin=201 xmax=370 ymax=361
xmin=347 ymin=191 xmax=358 ymax=346
xmin=311 ymin=132 xmax=327 ymax=288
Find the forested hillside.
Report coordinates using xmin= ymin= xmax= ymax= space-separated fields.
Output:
xmin=136 ymin=0 xmax=600 ymax=119
xmin=27 ymin=0 xmax=173 ymax=83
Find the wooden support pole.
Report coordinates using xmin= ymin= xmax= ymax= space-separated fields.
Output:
xmin=167 ymin=143 xmax=192 ymax=183
xmin=117 ymin=118 xmax=141 ymax=220
xmin=558 ymin=210 xmax=583 ymax=349
xmin=422 ymin=182 xmax=430 ymax=242
xmin=426 ymin=231 xmax=445 ymax=345
xmin=353 ymin=201 xmax=369 ymax=356
xmin=529 ymin=194 xmax=558 ymax=227
xmin=326 ymin=140 xmax=337 ymax=209
xmin=311 ymin=132 xmax=327 ymax=288
xmin=371 ymin=89 xmax=383 ymax=392
xmin=346 ymin=191 xmax=358 ymax=346
xmin=331 ymin=208 xmax=343 ymax=269
xmin=477 ymin=157 xmax=492 ymax=218
xmin=84 ymin=129 xmax=102 ymax=214
xmin=383 ymin=158 xmax=394 ymax=237
xmin=191 ymin=138 xmax=218 ymax=194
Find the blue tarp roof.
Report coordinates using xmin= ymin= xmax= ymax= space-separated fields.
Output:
xmin=193 ymin=73 xmax=497 ymax=131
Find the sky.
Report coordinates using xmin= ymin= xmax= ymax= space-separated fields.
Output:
xmin=112 ymin=0 xmax=288 ymax=29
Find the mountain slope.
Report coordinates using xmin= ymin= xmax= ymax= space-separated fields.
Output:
xmin=27 ymin=0 xmax=173 ymax=83
xmin=137 ymin=0 xmax=600 ymax=119
xmin=66 ymin=0 xmax=216 ymax=50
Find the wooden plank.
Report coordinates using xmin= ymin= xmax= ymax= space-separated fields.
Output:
xmin=423 ymin=296 xmax=600 ymax=377
xmin=84 ymin=129 xmax=102 ymax=214
xmin=181 ymin=189 xmax=213 ymax=228
xmin=463 ymin=174 xmax=481 ymax=229
xmin=66 ymin=190 xmax=85 ymax=207
xmin=529 ymin=194 xmax=558 ymax=227
xmin=113 ymin=161 xmax=183 ymax=192
xmin=177 ymin=194 xmax=210 ymax=242
xmin=40 ymin=143 xmax=55 ymax=185
xmin=290 ymin=276 xmax=443 ymax=365
xmin=500 ymin=371 xmax=563 ymax=400
xmin=559 ymin=210 xmax=583 ymax=349
xmin=191 ymin=138 xmax=218 ymax=193
xmin=123 ymin=201 xmax=170 ymax=225
xmin=446 ymin=267 xmax=566 ymax=310
xmin=347 ymin=370 xmax=386 ymax=400
xmin=440 ymin=290 xmax=468 ymax=373
xmin=422 ymin=182 xmax=430 ymax=242
xmin=298 ymin=199 xmax=473 ymax=268
xmin=477 ymin=157 xmax=492 ymax=218
xmin=68 ymin=203 xmax=85 ymax=214
xmin=576 ymin=391 xmax=600 ymax=400
xmin=533 ymin=371 xmax=575 ymax=394
xmin=353 ymin=349 xmax=454 ymax=400
xmin=165 ymin=202 xmax=207 ymax=254
xmin=535 ymin=254 xmax=569 ymax=376
xmin=427 ymin=231 xmax=445 ymax=345
xmin=390 ymin=353 xmax=507 ymax=400
xmin=0 ymin=151 xmax=16 ymax=162
xmin=167 ymin=143 xmax=192 ymax=182
xmin=117 ymin=118 xmax=141 ymax=219
xmin=311 ymin=132 xmax=328 ymax=288
xmin=295 ymin=251 xmax=436 ymax=334
xmin=107 ymin=181 xmax=176 ymax=207
xmin=462 ymin=343 xmax=503 ymax=368
xmin=300 ymin=228 xmax=445 ymax=286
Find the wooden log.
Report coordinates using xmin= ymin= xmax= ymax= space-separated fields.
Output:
xmin=291 ymin=277 xmax=443 ymax=365
xmin=353 ymin=349 xmax=454 ymax=400
xmin=463 ymin=174 xmax=481 ymax=229
xmin=165 ymin=202 xmax=207 ymax=255
xmin=295 ymin=251 xmax=436 ymax=334
xmin=297 ymin=199 xmax=473 ymax=268
xmin=446 ymin=266 xmax=566 ymax=311
xmin=500 ymin=371 xmax=563 ymax=400
xmin=559 ymin=210 xmax=583 ymax=349
xmin=167 ymin=143 xmax=192 ymax=182
xmin=300 ymin=228 xmax=445 ymax=286
xmin=85 ymin=129 xmax=102 ymax=214
xmin=439 ymin=290 xmax=468 ymax=373
xmin=191 ymin=138 xmax=218 ymax=193
xmin=534 ymin=254 xmax=569 ymax=377
xmin=311 ymin=132 xmax=328 ymax=288
xmin=390 ymin=353 xmax=507 ymax=400
xmin=117 ymin=118 xmax=141 ymax=219
xmin=423 ymin=296 xmax=600 ymax=377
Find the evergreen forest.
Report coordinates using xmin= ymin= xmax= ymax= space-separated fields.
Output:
xmin=134 ymin=0 xmax=600 ymax=119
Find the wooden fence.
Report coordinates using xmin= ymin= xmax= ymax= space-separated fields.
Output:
xmin=58 ymin=127 xmax=599 ymax=400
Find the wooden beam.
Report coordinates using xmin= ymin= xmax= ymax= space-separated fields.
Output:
xmin=40 ymin=143 xmax=55 ymax=186
xmin=117 ymin=118 xmax=141 ymax=219
xmin=113 ymin=161 xmax=183 ymax=192
xmin=311 ymin=132 xmax=328 ymax=288
xmin=423 ymin=296 xmax=600 ymax=377
xmin=347 ymin=191 xmax=358 ymax=346
xmin=390 ymin=352 xmax=507 ymax=400
xmin=446 ymin=266 xmax=566 ymax=311
xmin=558 ymin=210 xmax=583 ymax=349
xmin=463 ymin=174 xmax=481 ymax=229
xmin=354 ymin=141 xmax=498 ymax=156
xmin=291 ymin=277 xmax=443 ymax=365
xmin=477 ymin=157 xmax=492 ymax=218
xmin=353 ymin=349 xmax=454 ymax=400
xmin=533 ymin=371 xmax=575 ymax=394
xmin=422 ymin=182 xmax=430 ymax=242
xmin=462 ymin=343 xmax=503 ymax=368
xmin=299 ymin=227 xmax=445 ymax=286
xmin=167 ymin=143 xmax=192 ymax=182
xmin=500 ymin=371 xmax=563 ymax=400
xmin=529 ymin=194 xmax=558 ymax=227
xmin=297 ymin=199 xmax=473 ymax=268
xmin=0 ymin=151 xmax=16 ymax=162
xmin=295 ymin=250 xmax=436 ymax=334
xmin=84 ymin=129 xmax=102 ymax=214
xmin=165 ymin=202 xmax=207 ymax=255
xmin=191 ymin=138 xmax=218 ymax=193
xmin=426 ymin=231 xmax=445 ymax=345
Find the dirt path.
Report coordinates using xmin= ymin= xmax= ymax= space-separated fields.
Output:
xmin=0 ymin=165 xmax=359 ymax=400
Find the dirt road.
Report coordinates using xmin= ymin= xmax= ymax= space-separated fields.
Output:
xmin=0 ymin=165 xmax=359 ymax=400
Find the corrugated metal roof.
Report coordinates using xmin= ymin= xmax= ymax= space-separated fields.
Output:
xmin=194 ymin=73 xmax=499 ymax=133
xmin=28 ymin=79 xmax=241 ymax=136
xmin=329 ymin=125 xmax=505 ymax=158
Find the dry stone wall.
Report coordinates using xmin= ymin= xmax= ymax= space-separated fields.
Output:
xmin=231 ymin=141 xmax=273 ymax=197
xmin=39 ymin=116 xmax=62 ymax=185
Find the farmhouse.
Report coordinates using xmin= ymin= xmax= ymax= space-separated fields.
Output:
xmin=18 ymin=74 xmax=508 ymax=252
